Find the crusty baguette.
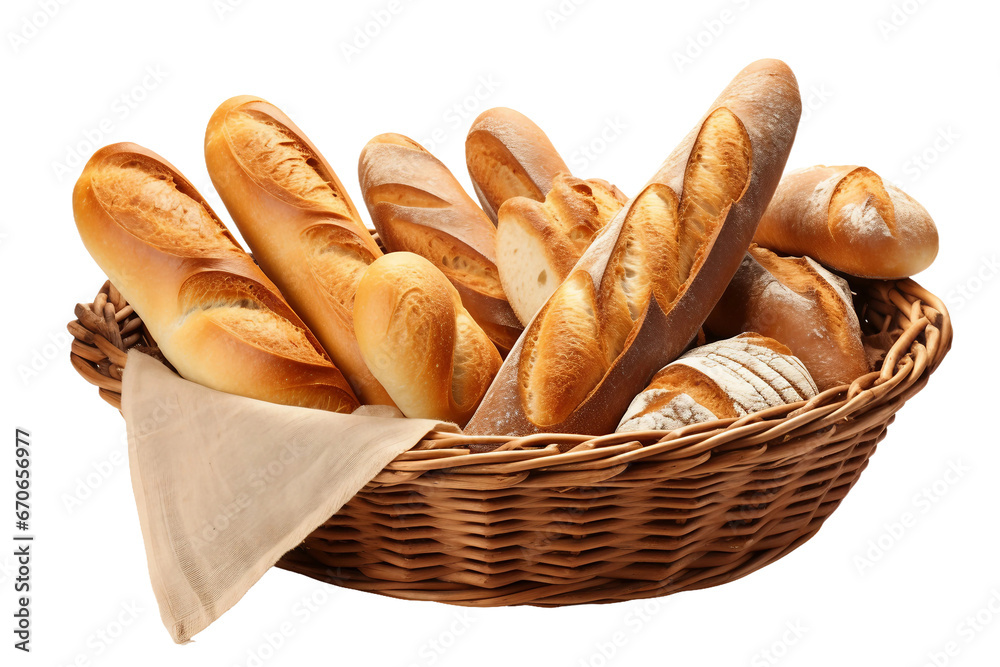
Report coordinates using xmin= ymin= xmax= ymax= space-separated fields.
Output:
xmin=358 ymin=133 xmax=522 ymax=352
xmin=465 ymin=107 xmax=570 ymax=222
xmin=73 ymin=142 xmax=359 ymax=413
xmin=465 ymin=59 xmax=802 ymax=436
xmin=496 ymin=173 xmax=629 ymax=325
xmin=204 ymin=95 xmax=394 ymax=405
xmin=705 ymin=245 xmax=869 ymax=391
xmin=617 ymin=333 xmax=817 ymax=432
xmin=353 ymin=252 xmax=502 ymax=425
xmin=754 ymin=165 xmax=938 ymax=278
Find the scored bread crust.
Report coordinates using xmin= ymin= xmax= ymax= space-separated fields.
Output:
xmin=496 ymin=174 xmax=629 ymax=325
xmin=705 ymin=244 xmax=869 ymax=391
xmin=465 ymin=107 xmax=571 ymax=222
xmin=465 ymin=59 xmax=802 ymax=436
xmin=352 ymin=252 xmax=502 ymax=426
xmin=358 ymin=133 xmax=523 ymax=353
xmin=616 ymin=333 xmax=817 ymax=432
xmin=754 ymin=165 xmax=939 ymax=278
xmin=73 ymin=142 xmax=359 ymax=413
xmin=204 ymin=95 xmax=394 ymax=406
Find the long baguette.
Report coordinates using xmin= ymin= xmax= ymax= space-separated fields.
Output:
xmin=204 ymin=95 xmax=394 ymax=405
xmin=358 ymin=133 xmax=522 ymax=352
xmin=465 ymin=59 xmax=802 ymax=436
xmin=73 ymin=142 xmax=359 ymax=413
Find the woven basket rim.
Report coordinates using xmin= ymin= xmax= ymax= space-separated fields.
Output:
xmin=68 ymin=276 xmax=951 ymax=481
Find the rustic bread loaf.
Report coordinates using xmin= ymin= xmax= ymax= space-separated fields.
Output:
xmin=73 ymin=142 xmax=359 ymax=413
xmin=496 ymin=173 xmax=629 ymax=325
xmin=352 ymin=252 xmax=502 ymax=425
xmin=204 ymin=95 xmax=393 ymax=406
xmin=617 ymin=333 xmax=817 ymax=432
xmin=706 ymin=245 xmax=869 ymax=391
xmin=465 ymin=107 xmax=571 ymax=222
xmin=754 ymin=165 xmax=938 ymax=278
xmin=357 ymin=133 xmax=522 ymax=353
xmin=464 ymin=59 xmax=802 ymax=436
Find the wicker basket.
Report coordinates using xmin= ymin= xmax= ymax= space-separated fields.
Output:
xmin=68 ymin=276 xmax=951 ymax=606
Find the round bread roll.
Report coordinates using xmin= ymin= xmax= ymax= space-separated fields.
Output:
xmin=353 ymin=252 xmax=502 ymax=425
xmin=616 ymin=333 xmax=817 ymax=433
xmin=496 ymin=173 xmax=628 ymax=326
xmin=754 ymin=165 xmax=938 ymax=278
xmin=705 ymin=244 xmax=869 ymax=391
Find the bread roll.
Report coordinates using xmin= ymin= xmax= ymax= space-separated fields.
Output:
xmin=465 ymin=59 xmax=802 ymax=436
xmin=465 ymin=107 xmax=570 ymax=222
xmin=706 ymin=245 xmax=869 ymax=391
xmin=73 ymin=143 xmax=359 ymax=413
xmin=204 ymin=96 xmax=393 ymax=406
xmin=353 ymin=252 xmax=502 ymax=425
xmin=617 ymin=334 xmax=817 ymax=432
xmin=496 ymin=173 xmax=629 ymax=325
xmin=754 ymin=165 xmax=938 ymax=278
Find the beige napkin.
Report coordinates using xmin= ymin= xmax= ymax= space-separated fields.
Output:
xmin=121 ymin=350 xmax=458 ymax=643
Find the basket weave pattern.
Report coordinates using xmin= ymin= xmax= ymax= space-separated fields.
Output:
xmin=69 ymin=278 xmax=950 ymax=606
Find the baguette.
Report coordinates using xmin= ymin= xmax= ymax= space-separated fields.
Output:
xmin=754 ymin=165 xmax=938 ymax=278
xmin=617 ymin=333 xmax=817 ymax=433
xmin=72 ymin=142 xmax=359 ymax=413
xmin=358 ymin=133 xmax=522 ymax=352
xmin=496 ymin=173 xmax=628 ymax=325
xmin=705 ymin=245 xmax=869 ymax=391
xmin=465 ymin=59 xmax=802 ymax=436
xmin=353 ymin=252 xmax=502 ymax=425
xmin=465 ymin=107 xmax=570 ymax=222
xmin=204 ymin=95 xmax=394 ymax=405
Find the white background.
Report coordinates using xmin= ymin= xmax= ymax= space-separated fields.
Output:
xmin=2 ymin=0 xmax=998 ymax=665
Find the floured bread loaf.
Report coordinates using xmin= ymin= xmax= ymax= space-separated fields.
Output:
xmin=353 ymin=252 xmax=502 ymax=426
xmin=706 ymin=245 xmax=869 ymax=391
xmin=496 ymin=173 xmax=629 ymax=325
xmin=617 ymin=333 xmax=817 ymax=433
xmin=754 ymin=165 xmax=938 ymax=278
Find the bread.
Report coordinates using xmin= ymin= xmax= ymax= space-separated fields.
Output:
xmin=465 ymin=107 xmax=571 ymax=222
xmin=353 ymin=252 xmax=502 ymax=425
xmin=754 ymin=165 xmax=938 ymax=278
xmin=204 ymin=95 xmax=394 ymax=406
xmin=72 ymin=142 xmax=359 ymax=413
xmin=705 ymin=245 xmax=869 ymax=391
xmin=496 ymin=173 xmax=629 ymax=325
xmin=617 ymin=333 xmax=817 ymax=432
xmin=357 ymin=133 xmax=522 ymax=352
xmin=465 ymin=59 xmax=802 ymax=436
